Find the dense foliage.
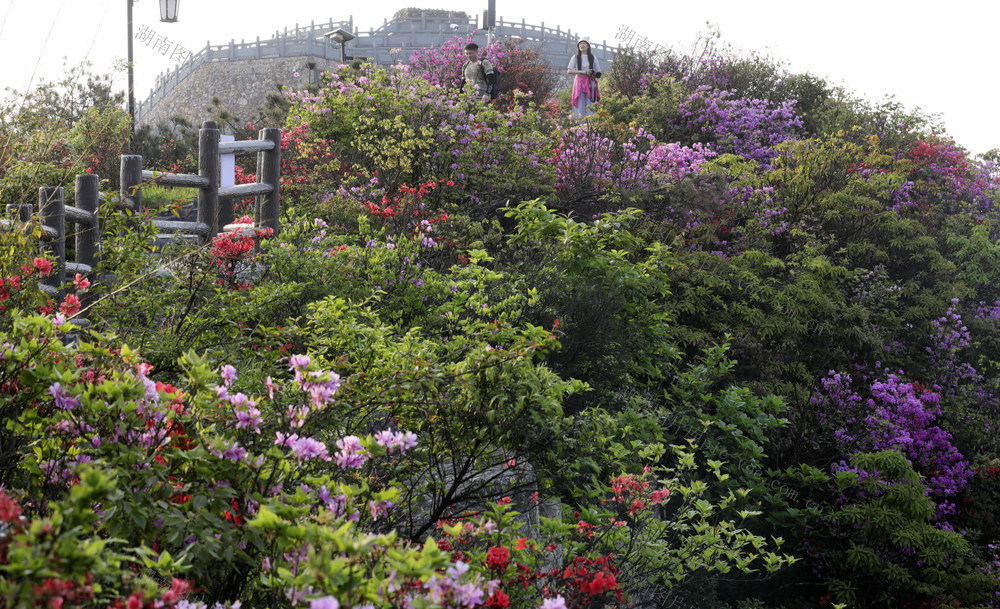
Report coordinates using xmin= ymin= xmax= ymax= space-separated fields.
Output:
xmin=2 ymin=27 xmax=1000 ymax=609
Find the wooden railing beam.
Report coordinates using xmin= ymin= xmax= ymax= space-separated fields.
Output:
xmin=219 ymin=183 xmax=273 ymax=199
xmin=142 ymin=170 xmax=211 ymax=188
xmin=219 ymin=139 xmax=276 ymax=154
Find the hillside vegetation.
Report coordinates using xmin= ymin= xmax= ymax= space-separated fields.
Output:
xmin=1 ymin=33 xmax=999 ymax=609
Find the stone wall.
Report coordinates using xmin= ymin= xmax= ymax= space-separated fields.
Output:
xmin=136 ymin=10 xmax=617 ymax=131
xmin=138 ymin=55 xmax=340 ymax=129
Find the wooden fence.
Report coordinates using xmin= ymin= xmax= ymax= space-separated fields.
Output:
xmin=4 ymin=120 xmax=281 ymax=302
xmin=128 ymin=120 xmax=282 ymax=242
xmin=30 ymin=177 xmax=102 ymax=299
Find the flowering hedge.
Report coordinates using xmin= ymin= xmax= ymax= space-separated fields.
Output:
xmin=285 ymin=61 xmax=555 ymax=212
xmin=6 ymin=25 xmax=1000 ymax=609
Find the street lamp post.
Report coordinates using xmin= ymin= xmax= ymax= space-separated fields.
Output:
xmin=127 ymin=0 xmax=137 ymax=137
xmin=323 ymin=28 xmax=355 ymax=63
xmin=485 ymin=0 xmax=496 ymax=45
xmin=127 ymin=0 xmax=180 ymax=147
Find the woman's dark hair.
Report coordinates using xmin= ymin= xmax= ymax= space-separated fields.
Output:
xmin=575 ymin=40 xmax=595 ymax=72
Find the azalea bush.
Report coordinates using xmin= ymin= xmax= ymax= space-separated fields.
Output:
xmin=0 ymin=467 xmax=209 ymax=609
xmin=8 ymin=22 xmax=1000 ymax=609
xmin=0 ymin=225 xmax=48 ymax=324
xmin=408 ymin=35 xmax=557 ymax=111
xmin=68 ymin=104 xmax=131 ymax=188
xmin=605 ymin=43 xmax=829 ymax=140
xmin=901 ymin=135 xmax=1000 ymax=226
xmin=813 ymin=370 xmax=972 ymax=509
xmin=287 ymin=61 xmax=556 ymax=208
xmin=673 ymin=87 xmax=804 ymax=165
xmin=806 ymin=450 xmax=993 ymax=608
xmin=0 ymin=309 xmax=539 ymax=606
xmin=549 ymin=119 xmax=713 ymax=205
xmin=599 ymin=70 xmax=689 ymax=143
xmin=407 ymin=35 xmax=487 ymax=89
xmin=435 ymin=446 xmax=794 ymax=609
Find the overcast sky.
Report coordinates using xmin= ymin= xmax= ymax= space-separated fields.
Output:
xmin=1 ymin=0 xmax=995 ymax=155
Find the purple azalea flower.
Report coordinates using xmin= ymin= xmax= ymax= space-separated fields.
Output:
xmin=310 ymin=597 xmax=339 ymax=609
xmin=219 ymin=364 xmax=238 ymax=386
xmin=540 ymin=597 xmax=568 ymax=609
xmin=335 ymin=435 xmax=368 ymax=469
xmin=288 ymin=354 xmax=311 ymax=370
xmin=48 ymin=382 xmax=81 ymax=411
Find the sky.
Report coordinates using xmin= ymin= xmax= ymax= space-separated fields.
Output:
xmin=1 ymin=0 xmax=996 ymax=155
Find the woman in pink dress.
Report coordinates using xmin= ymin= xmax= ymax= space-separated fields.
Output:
xmin=567 ymin=40 xmax=601 ymax=118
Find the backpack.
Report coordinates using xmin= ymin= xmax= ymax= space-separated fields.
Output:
xmin=462 ymin=60 xmax=500 ymax=100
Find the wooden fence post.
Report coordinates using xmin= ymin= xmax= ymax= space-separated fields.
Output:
xmin=257 ymin=128 xmax=282 ymax=240
xmin=73 ymin=174 xmax=100 ymax=310
xmin=120 ymin=155 xmax=143 ymax=212
xmin=8 ymin=204 xmax=32 ymax=222
xmin=38 ymin=187 xmax=65 ymax=291
xmin=120 ymin=155 xmax=143 ymax=238
xmin=198 ymin=121 xmax=221 ymax=237
xmin=75 ymin=174 xmax=100 ymax=270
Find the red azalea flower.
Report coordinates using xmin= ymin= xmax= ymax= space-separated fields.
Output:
xmin=72 ymin=273 xmax=90 ymax=292
xmin=59 ymin=294 xmax=81 ymax=316
xmin=486 ymin=545 xmax=510 ymax=570
xmin=33 ymin=257 xmax=53 ymax=277
xmin=485 ymin=589 xmax=510 ymax=608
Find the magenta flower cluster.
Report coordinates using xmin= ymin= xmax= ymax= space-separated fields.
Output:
xmin=409 ymin=560 xmax=495 ymax=608
xmin=276 ymin=432 xmax=331 ymax=462
xmin=374 ymin=429 xmax=418 ymax=453
xmin=814 ymin=370 xmax=972 ymax=499
xmin=287 ymin=353 xmax=342 ymax=412
xmin=552 ymin=124 xmax=712 ymax=195
xmin=334 ymin=435 xmax=367 ymax=469
xmin=407 ymin=34 xmax=507 ymax=90
xmin=903 ymin=136 xmax=1000 ymax=220
xmin=675 ymin=86 xmax=803 ymax=165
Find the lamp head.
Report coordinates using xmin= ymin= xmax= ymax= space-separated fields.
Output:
xmin=324 ymin=28 xmax=356 ymax=44
xmin=159 ymin=0 xmax=179 ymax=22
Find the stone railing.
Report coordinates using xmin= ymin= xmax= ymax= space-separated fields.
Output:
xmin=136 ymin=18 xmax=353 ymax=122
xmin=136 ymin=10 xmax=617 ymax=123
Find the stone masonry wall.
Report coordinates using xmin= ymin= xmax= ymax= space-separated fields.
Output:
xmin=138 ymin=56 xmax=340 ymax=129
xmin=137 ymin=11 xmax=616 ymax=131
